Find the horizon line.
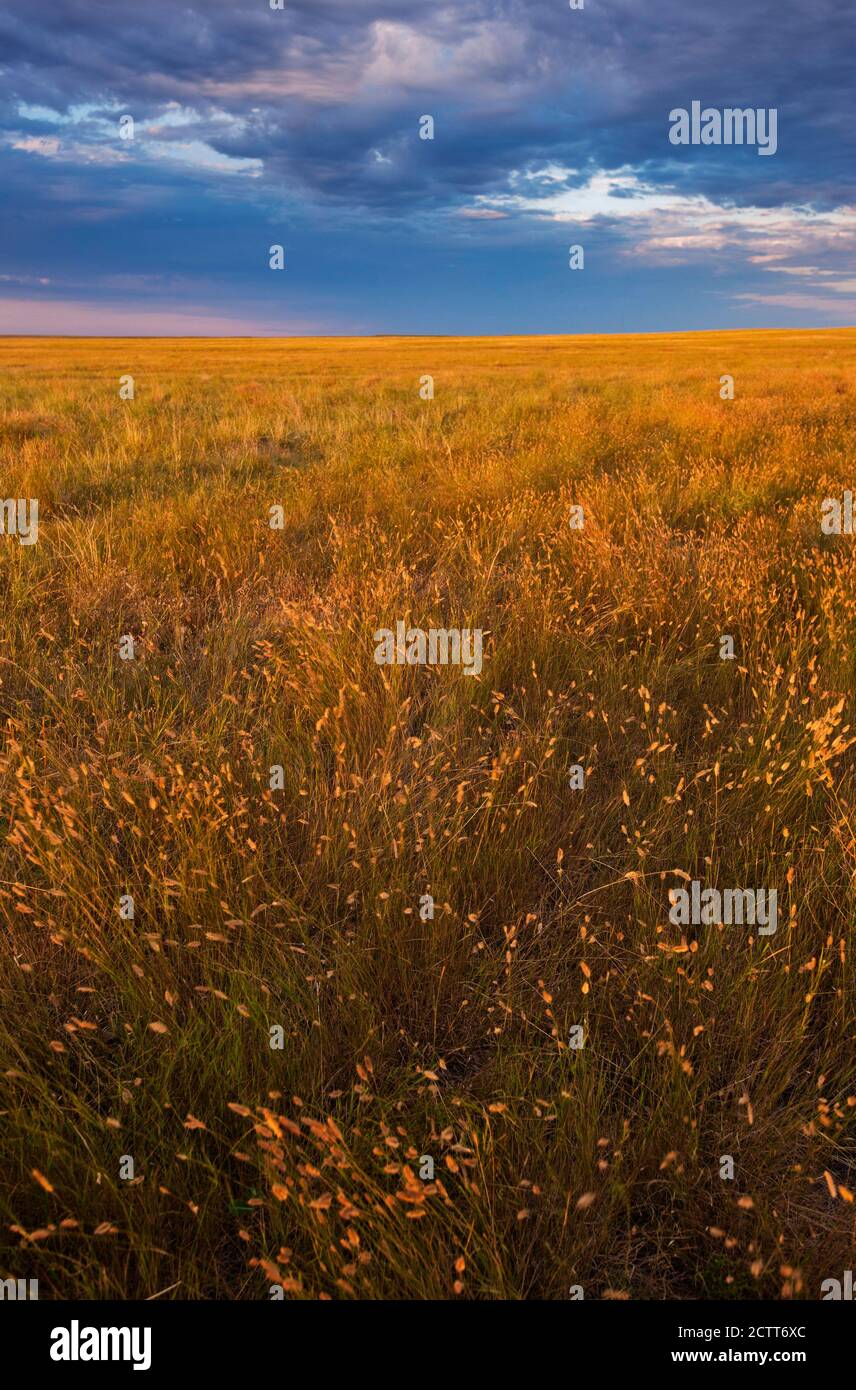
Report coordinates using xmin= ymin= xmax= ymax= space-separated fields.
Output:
xmin=1 ymin=324 xmax=855 ymax=342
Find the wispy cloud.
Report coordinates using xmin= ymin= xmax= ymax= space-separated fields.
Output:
xmin=0 ymin=296 xmax=341 ymax=336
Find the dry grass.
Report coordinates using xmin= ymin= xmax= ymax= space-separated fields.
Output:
xmin=0 ymin=329 xmax=854 ymax=1300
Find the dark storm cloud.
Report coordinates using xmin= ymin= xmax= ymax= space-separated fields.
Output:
xmin=1 ymin=0 xmax=852 ymax=213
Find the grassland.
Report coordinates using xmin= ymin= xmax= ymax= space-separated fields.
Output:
xmin=0 ymin=329 xmax=854 ymax=1301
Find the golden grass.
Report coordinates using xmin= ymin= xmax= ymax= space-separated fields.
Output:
xmin=0 ymin=329 xmax=854 ymax=1299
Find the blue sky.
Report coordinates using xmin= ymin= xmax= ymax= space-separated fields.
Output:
xmin=1 ymin=0 xmax=854 ymax=334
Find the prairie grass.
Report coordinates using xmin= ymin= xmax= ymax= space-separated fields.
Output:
xmin=0 ymin=329 xmax=854 ymax=1300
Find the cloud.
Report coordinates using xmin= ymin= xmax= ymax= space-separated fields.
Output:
xmin=0 ymin=0 xmax=854 ymax=331
xmin=0 ymin=295 xmax=338 ymax=336
xmin=475 ymin=167 xmax=856 ymax=267
xmin=733 ymin=291 xmax=856 ymax=314
xmin=0 ymin=273 xmax=50 ymax=285
xmin=2 ymin=0 xmax=852 ymax=215
xmin=11 ymin=135 xmax=61 ymax=156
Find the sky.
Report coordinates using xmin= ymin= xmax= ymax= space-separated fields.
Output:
xmin=1 ymin=0 xmax=854 ymax=335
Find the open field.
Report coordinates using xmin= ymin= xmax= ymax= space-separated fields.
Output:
xmin=0 ymin=329 xmax=855 ymax=1300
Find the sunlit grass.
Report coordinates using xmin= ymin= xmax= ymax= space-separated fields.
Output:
xmin=0 ymin=330 xmax=854 ymax=1300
